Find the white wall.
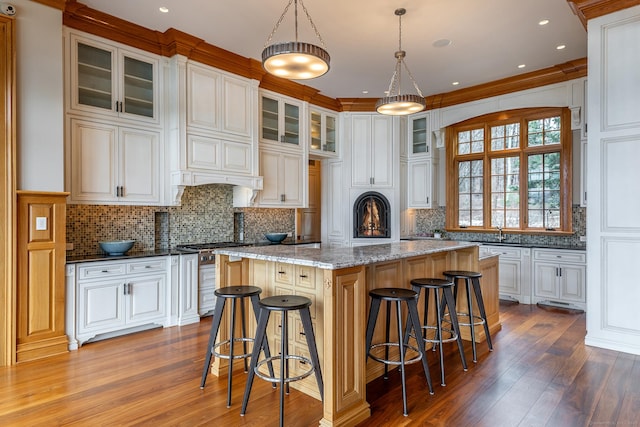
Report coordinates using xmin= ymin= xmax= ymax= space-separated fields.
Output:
xmin=14 ymin=0 xmax=64 ymax=191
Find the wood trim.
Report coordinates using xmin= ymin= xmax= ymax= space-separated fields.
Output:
xmin=567 ymin=0 xmax=640 ymax=28
xmin=62 ymin=2 xmax=588 ymax=113
xmin=0 ymin=14 xmax=16 ymax=367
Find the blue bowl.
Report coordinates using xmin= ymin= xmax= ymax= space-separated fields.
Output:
xmin=264 ymin=233 xmax=288 ymax=244
xmin=99 ymin=240 xmax=136 ymax=256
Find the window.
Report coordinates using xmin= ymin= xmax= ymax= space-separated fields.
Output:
xmin=446 ymin=108 xmax=572 ymax=233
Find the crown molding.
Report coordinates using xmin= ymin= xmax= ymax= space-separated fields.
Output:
xmin=567 ymin=0 xmax=640 ymax=28
xmin=61 ymin=1 xmax=592 ymax=114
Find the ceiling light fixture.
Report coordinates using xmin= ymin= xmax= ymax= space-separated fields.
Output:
xmin=261 ymin=0 xmax=329 ymax=80
xmin=376 ymin=8 xmax=426 ymax=116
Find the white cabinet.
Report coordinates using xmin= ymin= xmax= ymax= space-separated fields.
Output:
xmin=186 ymin=134 xmax=252 ymax=175
xmin=309 ymin=106 xmax=338 ymax=157
xmin=199 ymin=264 xmax=216 ymax=316
xmin=256 ymin=148 xmax=306 ymax=207
xmin=75 ymin=257 xmax=169 ymax=345
xmin=260 ymin=91 xmax=303 ymax=148
xmin=532 ymin=248 xmax=586 ymax=309
xmin=350 ymin=115 xmax=394 ymax=187
xmin=407 ymin=160 xmax=434 ymax=208
xmin=68 ymin=117 xmax=160 ymax=204
xmin=179 ymin=253 xmax=200 ymax=325
xmin=481 ymin=245 xmax=531 ymax=303
xmin=187 ymin=62 xmax=253 ymax=138
xmin=68 ymin=31 xmax=160 ymax=124
xmin=409 ymin=113 xmax=431 ymax=157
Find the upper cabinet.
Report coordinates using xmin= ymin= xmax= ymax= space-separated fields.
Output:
xmin=409 ymin=112 xmax=431 ymax=157
xmin=68 ymin=31 xmax=160 ymax=125
xmin=309 ymin=106 xmax=338 ymax=157
xmin=187 ymin=62 xmax=253 ymax=138
xmin=260 ymin=90 xmax=304 ymax=149
xmin=350 ymin=114 xmax=394 ymax=188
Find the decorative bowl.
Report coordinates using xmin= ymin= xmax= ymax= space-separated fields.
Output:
xmin=99 ymin=240 xmax=136 ymax=256
xmin=264 ymin=232 xmax=288 ymax=244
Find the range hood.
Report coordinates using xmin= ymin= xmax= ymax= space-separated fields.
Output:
xmin=170 ymin=170 xmax=263 ymax=206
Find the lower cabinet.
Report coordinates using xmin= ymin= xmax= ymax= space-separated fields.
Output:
xmin=178 ymin=253 xmax=200 ymax=324
xmin=199 ymin=263 xmax=216 ymax=316
xmin=532 ymin=248 xmax=586 ymax=310
xmin=74 ymin=256 xmax=169 ymax=345
xmin=481 ymin=245 xmax=531 ymax=304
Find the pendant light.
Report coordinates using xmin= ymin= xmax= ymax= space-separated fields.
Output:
xmin=262 ymin=0 xmax=330 ymax=80
xmin=376 ymin=8 xmax=426 ymax=115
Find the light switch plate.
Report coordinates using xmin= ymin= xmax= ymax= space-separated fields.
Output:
xmin=35 ymin=216 xmax=48 ymax=231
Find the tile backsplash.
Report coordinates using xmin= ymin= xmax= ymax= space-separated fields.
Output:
xmin=66 ymin=184 xmax=295 ymax=257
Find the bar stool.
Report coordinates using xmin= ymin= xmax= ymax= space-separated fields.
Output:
xmin=406 ymin=278 xmax=467 ymax=386
xmin=442 ymin=270 xmax=493 ymax=362
xmin=365 ymin=287 xmax=434 ymax=416
xmin=200 ymin=285 xmax=274 ymax=408
xmin=240 ymin=295 xmax=323 ymax=427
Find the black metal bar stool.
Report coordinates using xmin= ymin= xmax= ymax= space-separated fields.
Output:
xmin=442 ymin=270 xmax=493 ymax=362
xmin=405 ymin=278 xmax=467 ymax=386
xmin=200 ymin=285 xmax=274 ymax=408
xmin=365 ymin=287 xmax=434 ymax=416
xmin=240 ymin=295 xmax=323 ymax=427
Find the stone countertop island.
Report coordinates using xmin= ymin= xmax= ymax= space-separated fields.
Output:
xmin=213 ymin=240 xmax=498 ymax=427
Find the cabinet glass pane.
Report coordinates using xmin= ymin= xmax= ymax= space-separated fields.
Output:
xmin=123 ymin=56 xmax=154 ymax=118
xmin=412 ymin=117 xmax=427 ymax=154
xmin=283 ymin=103 xmax=299 ymax=145
xmin=261 ymin=97 xmax=279 ymax=141
xmin=310 ymin=112 xmax=321 ymax=150
xmin=77 ymin=43 xmax=113 ymax=110
xmin=325 ymin=115 xmax=336 ymax=152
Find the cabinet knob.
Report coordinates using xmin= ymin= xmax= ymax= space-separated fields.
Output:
xmin=280 ymin=194 xmax=285 ymax=202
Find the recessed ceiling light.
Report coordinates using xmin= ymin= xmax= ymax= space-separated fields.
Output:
xmin=556 ymin=44 xmax=566 ymax=50
xmin=362 ymin=90 xmax=369 ymax=94
xmin=518 ymin=64 xmax=526 ymax=69
xmin=452 ymin=81 xmax=460 ymax=86
xmin=539 ymin=19 xmax=549 ymax=26
xmin=432 ymin=39 xmax=452 ymax=48
xmin=159 ymin=7 xmax=169 ymax=13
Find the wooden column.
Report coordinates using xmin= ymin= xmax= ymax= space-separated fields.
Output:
xmin=16 ymin=191 xmax=69 ymax=362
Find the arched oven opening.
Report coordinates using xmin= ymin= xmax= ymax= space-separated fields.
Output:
xmin=353 ymin=191 xmax=390 ymax=238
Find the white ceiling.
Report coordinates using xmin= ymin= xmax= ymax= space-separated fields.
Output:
xmin=80 ymin=0 xmax=587 ymax=100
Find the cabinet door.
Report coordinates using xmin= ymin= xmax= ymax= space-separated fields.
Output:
xmin=71 ymin=37 xmax=117 ymax=116
xmin=558 ymin=264 xmax=586 ymax=302
xmin=282 ymin=101 xmax=300 ymax=146
xmin=179 ymin=254 xmax=199 ymax=321
xmin=408 ymin=160 xmax=432 ymax=207
xmin=258 ymin=149 xmax=282 ymax=205
xmin=498 ymin=258 xmax=521 ymax=297
xmin=281 ymin=152 xmax=304 ymax=205
xmin=187 ymin=64 xmax=219 ymax=130
xmin=78 ymin=279 xmax=126 ymax=334
xmin=119 ymin=126 xmax=160 ymax=203
xmin=258 ymin=150 xmax=304 ymax=206
xmin=222 ymin=75 xmax=252 ymax=137
xmin=69 ymin=118 xmax=118 ymax=202
xmin=351 ymin=116 xmax=372 ymax=186
xmin=410 ymin=114 xmax=430 ymax=155
xmin=126 ymin=274 xmax=166 ymax=323
xmin=371 ymin=116 xmax=393 ymax=187
xmin=533 ymin=262 xmax=560 ymax=299
xmin=119 ymin=49 xmax=157 ymax=121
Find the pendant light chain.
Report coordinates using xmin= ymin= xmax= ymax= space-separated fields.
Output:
xmin=264 ymin=0 xmax=326 ymax=49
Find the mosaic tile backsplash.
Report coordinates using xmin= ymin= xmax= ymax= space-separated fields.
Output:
xmin=66 ymin=184 xmax=295 ymax=257
xmin=414 ymin=206 xmax=587 ymax=248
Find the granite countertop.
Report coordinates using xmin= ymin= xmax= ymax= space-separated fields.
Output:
xmin=216 ymin=240 xmax=479 ymax=270
xmin=66 ymin=249 xmax=179 ymax=264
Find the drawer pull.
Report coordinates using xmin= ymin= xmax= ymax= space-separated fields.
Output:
xmin=278 ymin=271 xmax=286 ymax=275
xmin=299 ymin=274 xmax=308 ymax=279
xmin=299 ymin=331 xmax=306 ymax=336
xmin=101 ymin=270 xmax=109 ymax=273
xmin=145 ymin=265 xmax=152 ymax=268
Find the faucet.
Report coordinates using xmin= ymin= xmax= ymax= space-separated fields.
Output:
xmin=497 ymin=226 xmax=507 ymax=242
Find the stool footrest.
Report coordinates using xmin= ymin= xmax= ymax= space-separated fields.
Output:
xmin=212 ymin=337 xmax=255 ymax=360
xmin=255 ymin=355 xmax=315 ymax=384
xmin=368 ymin=342 xmax=423 ymax=366
xmin=411 ymin=326 xmax=459 ymax=344
xmin=443 ymin=312 xmax=486 ymax=327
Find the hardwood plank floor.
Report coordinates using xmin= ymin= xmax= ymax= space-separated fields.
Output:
xmin=1 ymin=303 xmax=638 ymax=426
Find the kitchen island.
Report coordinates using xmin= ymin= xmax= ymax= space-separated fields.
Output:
xmin=214 ymin=240 xmax=498 ymax=427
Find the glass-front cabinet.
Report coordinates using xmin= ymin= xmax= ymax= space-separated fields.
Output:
xmin=310 ymin=106 xmax=338 ymax=157
xmin=260 ymin=91 xmax=302 ymax=147
xmin=69 ymin=32 xmax=160 ymax=124
xmin=410 ymin=113 xmax=430 ymax=156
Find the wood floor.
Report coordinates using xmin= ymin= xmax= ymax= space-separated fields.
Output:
xmin=1 ymin=302 xmax=638 ymax=427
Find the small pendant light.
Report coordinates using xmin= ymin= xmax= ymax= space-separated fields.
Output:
xmin=376 ymin=8 xmax=426 ymax=115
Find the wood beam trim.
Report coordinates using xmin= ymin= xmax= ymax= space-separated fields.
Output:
xmin=567 ymin=0 xmax=640 ymax=28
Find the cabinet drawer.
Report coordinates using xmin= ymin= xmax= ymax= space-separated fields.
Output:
xmin=128 ymin=258 xmax=167 ymax=274
xmin=78 ymin=262 xmax=126 ymax=280
xmin=295 ymin=266 xmax=316 ymax=289
xmin=481 ymin=245 xmax=522 ymax=259
xmin=274 ymin=262 xmax=295 ymax=285
xmin=533 ymin=250 xmax=586 ymax=263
